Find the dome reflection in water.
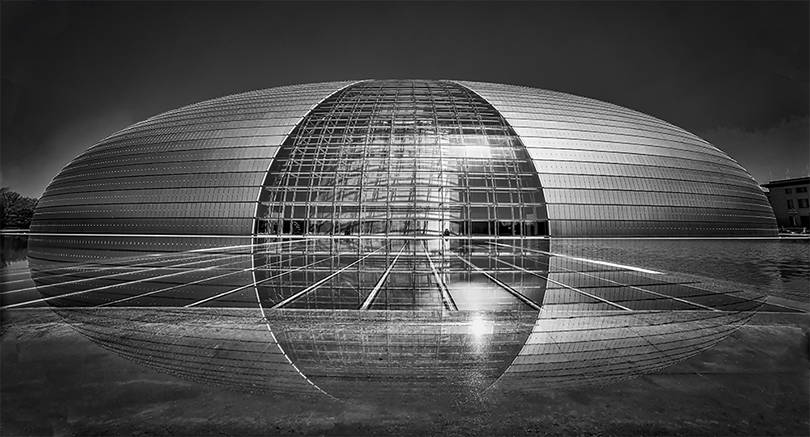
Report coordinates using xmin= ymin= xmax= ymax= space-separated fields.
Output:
xmin=27 ymin=236 xmax=764 ymax=400
xmin=22 ymin=79 xmax=772 ymax=400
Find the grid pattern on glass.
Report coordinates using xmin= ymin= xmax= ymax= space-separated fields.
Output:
xmin=252 ymin=238 xmax=548 ymax=311
xmin=459 ymin=80 xmax=777 ymax=237
xmin=254 ymin=80 xmax=549 ymax=238
xmin=12 ymin=237 xmax=782 ymax=313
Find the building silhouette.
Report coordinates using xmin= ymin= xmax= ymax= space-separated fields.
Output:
xmin=762 ymin=176 xmax=810 ymax=230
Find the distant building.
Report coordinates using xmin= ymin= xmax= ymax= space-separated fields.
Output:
xmin=762 ymin=177 xmax=810 ymax=229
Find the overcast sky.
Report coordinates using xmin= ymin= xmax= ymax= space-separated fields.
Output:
xmin=2 ymin=1 xmax=808 ymax=198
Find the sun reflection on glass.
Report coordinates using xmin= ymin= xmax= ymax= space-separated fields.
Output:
xmin=470 ymin=315 xmax=492 ymax=337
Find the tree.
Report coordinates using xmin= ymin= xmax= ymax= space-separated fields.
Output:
xmin=1 ymin=188 xmax=38 ymax=229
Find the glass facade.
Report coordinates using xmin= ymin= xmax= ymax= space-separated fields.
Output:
xmin=254 ymin=80 xmax=548 ymax=238
xmin=250 ymin=80 xmax=548 ymax=311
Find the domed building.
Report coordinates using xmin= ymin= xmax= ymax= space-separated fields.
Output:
xmin=29 ymin=79 xmax=776 ymax=307
xmin=32 ymin=79 xmax=774 ymax=243
xmin=23 ymin=80 xmax=774 ymax=397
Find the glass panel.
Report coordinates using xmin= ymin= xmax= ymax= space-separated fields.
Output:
xmin=254 ymin=80 xmax=548 ymax=238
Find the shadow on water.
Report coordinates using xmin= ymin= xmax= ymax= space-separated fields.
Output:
xmin=1 ymin=235 xmax=28 ymax=268
xmin=1 ymin=235 xmax=43 ymax=307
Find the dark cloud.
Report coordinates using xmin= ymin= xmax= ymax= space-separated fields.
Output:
xmin=1 ymin=1 xmax=807 ymax=197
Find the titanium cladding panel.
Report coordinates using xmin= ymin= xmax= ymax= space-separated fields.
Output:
xmin=30 ymin=81 xmax=356 ymax=255
xmin=459 ymin=81 xmax=776 ymax=236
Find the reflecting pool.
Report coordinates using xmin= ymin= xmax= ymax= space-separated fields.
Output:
xmin=1 ymin=235 xmax=807 ymax=400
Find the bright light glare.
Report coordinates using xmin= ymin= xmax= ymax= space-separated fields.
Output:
xmin=470 ymin=315 xmax=491 ymax=336
xmin=465 ymin=145 xmax=491 ymax=159
xmin=550 ymin=253 xmax=663 ymax=275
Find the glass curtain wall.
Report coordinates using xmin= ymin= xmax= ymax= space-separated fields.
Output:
xmin=254 ymin=79 xmax=548 ymax=239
